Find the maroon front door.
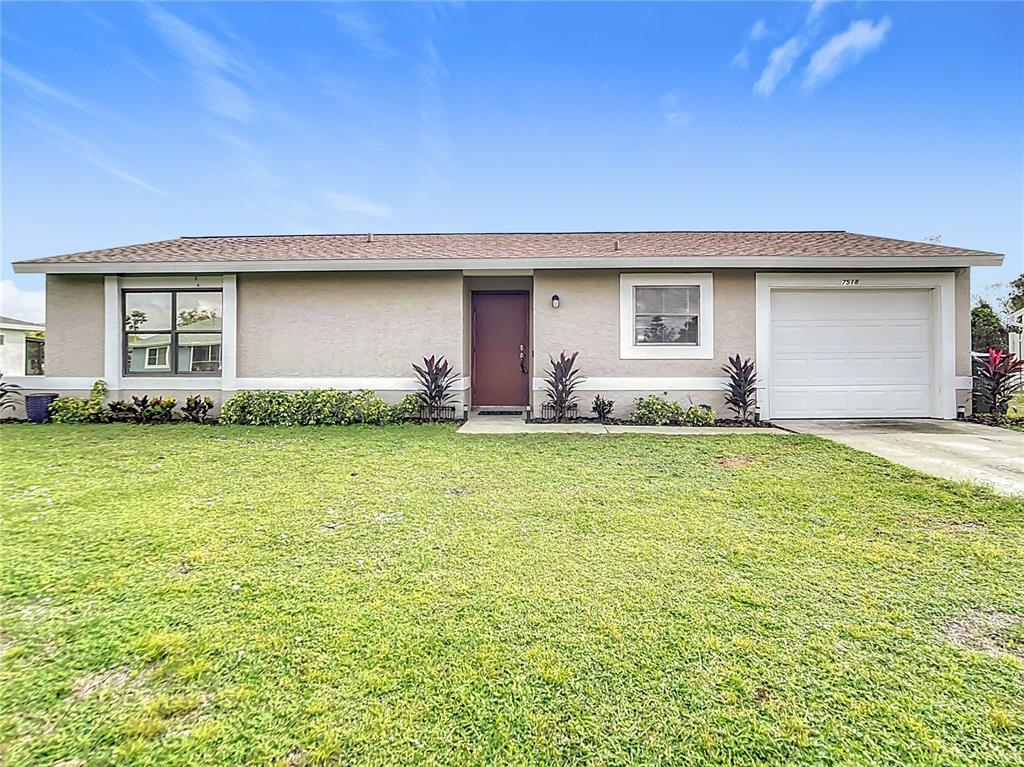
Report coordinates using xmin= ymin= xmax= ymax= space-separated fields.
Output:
xmin=472 ymin=292 xmax=530 ymax=406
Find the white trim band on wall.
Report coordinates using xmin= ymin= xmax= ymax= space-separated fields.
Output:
xmin=531 ymin=377 xmax=728 ymax=391
xmin=11 ymin=376 xmax=472 ymax=392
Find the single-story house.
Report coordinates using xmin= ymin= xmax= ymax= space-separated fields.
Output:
xmin=0 ymin=315 xmax=45 ymax=378
xmin=10 ymin=230 xmax=1004 ymax=419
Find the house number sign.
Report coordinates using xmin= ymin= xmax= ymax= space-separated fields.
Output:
xmin=840 ymin=279 xmax=861 ymax=286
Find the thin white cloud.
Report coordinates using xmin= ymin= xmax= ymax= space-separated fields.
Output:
xmin=754 ymin=37 xmax=805 ymax=96
xmin=731 ymin=19 xmax=769 ymax=69
xmin=324 ymin=192 xmax=393 ymax=219
xmin=803 ymin=17 xmax=892 ymax=92
xmin=20 ymin=112 xmax=165 ymax=195
xmin=331 ymin=7 xmax=397 ymax=58
xmin=806 ymin=0 xmax=837 ymax=26
xmin=1 ymin=279 xmax=46 ymax=323
xmin=660 ymin=90 xmax=691 ymax=129
xmin=145 ymin=4 xmax=255 ymax=122
xmin=1 ymin=61 xmax=100 ymax=114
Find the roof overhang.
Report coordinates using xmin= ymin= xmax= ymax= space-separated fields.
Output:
xmin=11 ymin=254 xmax=1005 ymax=274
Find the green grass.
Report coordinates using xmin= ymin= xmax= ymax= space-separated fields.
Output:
xmin=1 ymin=425 xmax=1022 ymax=766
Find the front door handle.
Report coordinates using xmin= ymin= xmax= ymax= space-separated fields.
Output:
xmin=519 ymin=344 xmax=528 ymax=374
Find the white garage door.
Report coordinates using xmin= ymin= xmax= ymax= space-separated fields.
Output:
xmin=769 ymin=289 xmax=933 ymax=418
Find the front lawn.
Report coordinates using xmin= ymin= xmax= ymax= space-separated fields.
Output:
xmin=1 ymin=425 xmax=1022 ymax=766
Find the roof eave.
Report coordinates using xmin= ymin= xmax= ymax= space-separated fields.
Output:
xmin=11 ymin=253 xmax=1005 ymax=274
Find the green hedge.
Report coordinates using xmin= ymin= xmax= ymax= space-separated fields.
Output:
xmin=632 ymin=396 xmax=716 ymax=426
xmin=220 ymin=389 xmax=420 ymax=426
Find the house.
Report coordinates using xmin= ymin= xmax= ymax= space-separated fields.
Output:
xmin=1010 ymin=306 xmax=1024 ymax=383
xmin=0 ymin=316 xmax=45 ymax=377
xmin=10 ymin=230 xmax=1003 ymax=419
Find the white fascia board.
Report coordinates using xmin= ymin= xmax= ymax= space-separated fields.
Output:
xmin=12 ymin=254 xmax=1004 ymax=274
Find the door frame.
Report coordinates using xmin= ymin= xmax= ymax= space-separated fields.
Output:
xmin=754 ymin=272 xmax=958 ymax=420
xmin=471 ymin=290 xmax=531 ymax=407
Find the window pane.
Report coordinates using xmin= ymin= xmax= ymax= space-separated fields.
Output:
xmin=127 ymin=334 xmax=171 ymax=372
xmin=178 ymin=333 xmax=222 ymax=373
xmin=25 ymin=339 xmax=44 ymax=375
xmin=634 ymin=286 xmax=698 ymax=315
xmin=176 ymin=292 xmax=222 ymax=331
xmin=635 ymin=315 xmax=699 ymax=345
xmin=124 ymin=293 xmax=171 ymax=331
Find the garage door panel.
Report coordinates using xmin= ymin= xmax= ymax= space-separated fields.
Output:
xmin=769 ymin=288 xmax=933 ymax=419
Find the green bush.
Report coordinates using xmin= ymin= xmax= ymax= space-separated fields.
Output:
xmin=49 ymin=380 xmax=108 ymax=423
xmin=220 ymin=389 xmax=420 ymax=426
xmin=632 ymin=395 xmax=716 ymax=426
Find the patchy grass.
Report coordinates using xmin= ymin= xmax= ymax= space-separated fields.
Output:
xmin=1 ymin=424 xmax=1023 ymax=766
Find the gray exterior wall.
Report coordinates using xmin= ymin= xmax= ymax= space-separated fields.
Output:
xmin=236 ymin=271 xmax=464 ymax=378
xmin=45 ymin=275 xmax=105 ymax=377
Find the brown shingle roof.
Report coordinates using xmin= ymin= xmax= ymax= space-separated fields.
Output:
xmin=14 ymin=230 xmax=1001 ymax=266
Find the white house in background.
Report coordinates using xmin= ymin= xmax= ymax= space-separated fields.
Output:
xmin=0 ymin=316 xmax=45 ymax=376
xmin=1010 ymin=307 xmax=1024 ymax=377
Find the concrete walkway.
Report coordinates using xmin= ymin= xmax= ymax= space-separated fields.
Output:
xmin=457 ymin=415 xmax=785 ymax=436
xmin=779 ymin=419 xmax=1024 ymax=496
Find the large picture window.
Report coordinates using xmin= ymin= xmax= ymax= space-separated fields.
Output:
xmin=123 ymin=289 xmax=222 ymax=375
xmin=619 ymin=274 xmax=714 ymax=359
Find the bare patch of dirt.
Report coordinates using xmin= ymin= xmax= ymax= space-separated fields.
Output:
xmin=173 ymin=560 xmax=193 ymax=574
xmin=752 ymin=687 xmax=772 ymax=707
xmin=716 ymin=455 xmax=756 ymax=469
xmin=71 ymin=667 xmax=134 ymax=700
xmin=941 ymin=610 xmax=1023 ymax=659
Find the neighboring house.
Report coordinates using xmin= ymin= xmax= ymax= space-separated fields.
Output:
xmin=9 ymin=230 xmax=1004 ymax=419
xmin=1010 ymin=307 xmax=1024 ymax=384
xmin=0 ymin=316 xmax=45 ymax=377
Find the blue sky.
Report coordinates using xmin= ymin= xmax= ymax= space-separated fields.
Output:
xmin=2 ymin=1 xmax=1021 ymax=321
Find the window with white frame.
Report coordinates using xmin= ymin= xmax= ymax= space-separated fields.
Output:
xmin=145 ymin=346 xmax=169 ymax=369
xmin=619 ymin=274 xmax=714 ymax=359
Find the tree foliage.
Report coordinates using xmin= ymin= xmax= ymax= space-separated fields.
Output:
xmin=971 ymin=300 xmax=1006 ymax=352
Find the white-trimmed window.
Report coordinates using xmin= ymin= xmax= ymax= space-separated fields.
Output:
xmin=619 ymin=273 xmax=714 ymax=359
xmin=145 ymin=346 xmax=169 ymax=369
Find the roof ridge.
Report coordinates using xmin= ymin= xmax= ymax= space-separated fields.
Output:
xmin=179 ymin=230 xmax=850 ymax=239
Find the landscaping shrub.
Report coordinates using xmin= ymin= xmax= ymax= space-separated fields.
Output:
xmin=0 ymin=375 xmax=21 ymax=415
xmin=128 ymin=395 xmax=177 ymax=424
xmin=722 ymin=354 xmax=757 ymax=423
xmin=542 ymin=351 xmax=583 ymax=423
xmin=49 ymin=380 xmax=109 ymax=423
xmin=974 ymin=347 xmax=1024 ymax=419
xmin=591 ymin=394 xmax=614 ymax=423
xmin=633 ymin=395 xmax=716 ymax=426
xmin=180 ymin=395 xmax=215 ymax=424
xmin=219 ymin=389 xmax=418 ymax=426
xmin=412 ymin=355 xmax=460 ymax=421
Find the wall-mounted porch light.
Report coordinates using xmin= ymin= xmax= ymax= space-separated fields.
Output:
xmin=551 ymin=294 xmax=560 ymax=309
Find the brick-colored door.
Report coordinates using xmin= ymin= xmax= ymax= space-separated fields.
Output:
xmin=472 ymin=292 xmax=530 ymax=406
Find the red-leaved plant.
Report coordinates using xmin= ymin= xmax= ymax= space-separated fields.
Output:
xmin=542 ymin=351 xmax=584 ymax=423
xmin=975 ymin=347 xmax=1024 ymax=418
xmin=412 ymin=355 xmax=459 ymax=421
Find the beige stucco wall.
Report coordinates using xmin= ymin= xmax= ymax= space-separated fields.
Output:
xmin=236 ymin=271 xmax=464 ymax=378
xmin=954 ymin=268 xmax=973 ymax=413
xmin=533 ymin=269 xmax=754 ymax=376
xmin=45 ymin=274 xmax=105 ymax=377
xmin=530 ymin=269 xmax=752 ymax=416
xmin=954 ymin=268 xmax=971 ymax=377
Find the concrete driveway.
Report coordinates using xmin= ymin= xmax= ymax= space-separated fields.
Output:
xmin=779 ymin=419 xmax=1024 ymax=496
